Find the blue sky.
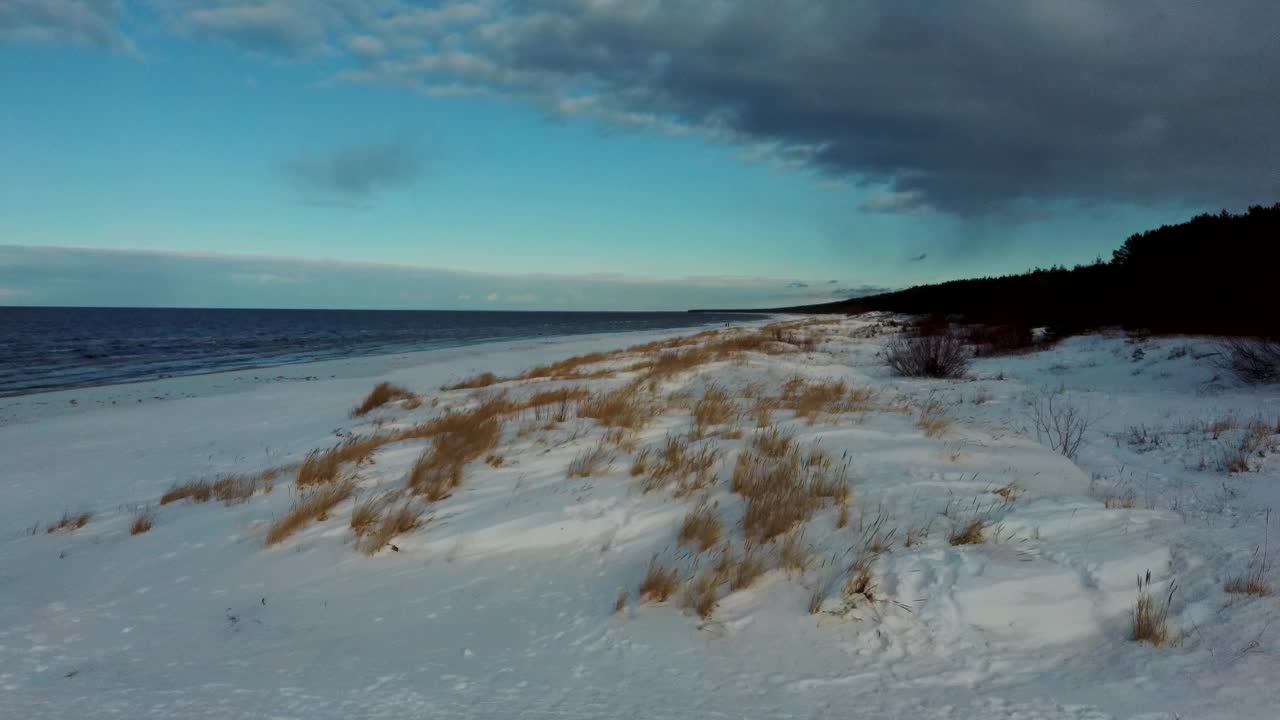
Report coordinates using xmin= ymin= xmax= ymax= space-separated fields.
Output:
xmin=3 ymin=1 xmax=1268 ymax=310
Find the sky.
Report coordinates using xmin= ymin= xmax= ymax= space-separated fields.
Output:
xmin=2 ymin=1 xmax=1277 ymax=311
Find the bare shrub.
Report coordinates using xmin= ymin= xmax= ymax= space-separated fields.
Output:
xmin=568 ymin=439 xmax=615 ymax=478
xmin=638 ymin=557 xmax=680 ymax=603
xmin=1215 ymin=338 xmax=1280 ymax=384
xmin=129 ymin=507 xmax=156 ymax=535
xmin=1028 ymin=394 xmax=1093 ymax=460
xmin=265 ymin=480 xmax=355 ymax=546
xmin=677 ymin=502 xmax=722 ymax=552
xmin=352 ymin=382 xmax=417 ymax=416
xmin=1132 ymin=571 xmax=1177 ymax=646
xmin=884 ymin=333 xmax=969 ymax=379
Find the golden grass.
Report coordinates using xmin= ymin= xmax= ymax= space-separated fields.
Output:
xmin=568 ymin=439 xmax=615 ymax=478
xmin=682 ymin=570 xmax=720 ymax=618
xmin=842 ymin=561 xmax=877 ymax=606
xmin=297 ymin=435 xmax=386 ymax=487
xmin=917 ymin=397 xmax=951 ymax=438
xmin=357 ymin=501 xmax=425 ymax=555
xmin=732 ymin=442 xmax=848 ymax=543
xmin=46 ymin=510 xmax=92 ymax=534
xmin=729 ymin=544 xmax=768 ymax=590
xmin=947 ymin=517 xmax=986 ymax=545
xmin=630 ymin=448 xmax=651 ymax=477
xmin=1132 ymin=571 xmax=1177 ymax=646
xmin=407 ymin=415 xmax=503 ymax=501
xmin=691 ymin=384 xmax=737 ymax=438
xmin=638 ymin=557 xmax=680 ymax=603
xmin=640 ymin=435 xmax=721 ymax=495
xmin=778 ymin=531 xmax=810 ymax=573
xmin=676 ymin=502 xmax=722 ymax=552
xmin=1224 ymin=548 xmax=1273 ymax=597
xmin=265 ymin=480 xmax=355 ymax=546
xmin=160 ymin=480 xmax=212 ymax=505
xmin=443 ymin=372 xmax=500 ymax=391
xmin=129 ymin=507 xmax=156 ymax=535
xmin=752 ymin=427 xmax=794 ymax=458
xmin=349 ymin=495 xmax=382 ymax=537
xmin=352 ymin=382 xmax=417 ymax=416
xmin=578 ymin=387 xmax=655 ymax=430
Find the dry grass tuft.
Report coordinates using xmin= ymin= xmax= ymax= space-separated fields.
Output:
xmin=211 ymin=474 xmax=257 ymax=505
xmin=406 ymin=405 xmax=505 ymax=500
xmin=568 ymin=439 xmax=615 ymax=478
xmin=46 ymin=510 xmax=92 ymax=534
xmin=729 ymin=544 xmax=768 ymax=590
xmin=842 ymin=561 xmax=877 ymax=606
xmin=160 ymin=480 xmax=212 ymax=505
xmin=579 ymin=387 xmax=655 ymax=430
xmin=778 ymin=531 xmax=810 ymax=573
xmin=947 ymin=517 xmax=986 ymax=545
xmin=443 ymin=372 xmax=500 ymax=391
xmin=352 ymin=382 xmax=417 ymax=416
xmin=733 ymin=443 xmax=849 ymax=543
xmin=752 ymin=427 xmax=794 ymax=458
xmin=297 ymin=435 xmax=387 ymax=487
xmin=750 ymin=397 xmax=776 ymax=428
xmin=128 ymin=507 xmax=155 ymax=535
xmin=916 ymin=396 xmax=951 ymax=438
xmin=614 ymin=590 xmax=629 ymax=614
xmin=640 ymin=435 xmax=722 ymax=496
xmin=265 ymin=480 xmax=355 ymax=546
xmin=630 ymin=448 xmax=651 ymax=477
xmin=357 ymin=502 xmax=426 ymax=555
xmin=1132 ymin=571 xmax=1177 ymax=646
xmin=677 ymin=502 xmax=722 ymax=552
xmin=1224 ymin=546 xmax=1273 ymax=597
xmin=682 ymin=571 xmax=720 ymax=618
xmin=638 ymin=557 xmax=681 ymax=603
xmin=994 ymin=481 xmax=1023 ymax=503
xmin=349 ymin=495 xmax=382 ymax=538
xmin=691 ymin=384 xmax=737 ymax=438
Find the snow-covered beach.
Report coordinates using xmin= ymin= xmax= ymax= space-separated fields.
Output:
xmin=3 ymin=315 xmax=1277 ymax=719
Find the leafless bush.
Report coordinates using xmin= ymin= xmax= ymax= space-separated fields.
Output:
xmin=1028 ymin=394 xmax=1093 ymax=460
xmin=1215 ymin=338 xmax=1280 ymax=384
xmin=883 ymin=333 xmax=969 ymax=379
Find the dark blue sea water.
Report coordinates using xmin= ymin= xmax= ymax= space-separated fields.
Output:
xmin=0 ymin=307 xmax=764 ymax=397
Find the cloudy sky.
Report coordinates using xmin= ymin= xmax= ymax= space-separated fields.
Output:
xmin=2 ymin=1 xmax=1276 ymax=310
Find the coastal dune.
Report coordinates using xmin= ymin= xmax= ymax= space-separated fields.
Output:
xmin=2 ymin=315 xmax=1277 ymax=719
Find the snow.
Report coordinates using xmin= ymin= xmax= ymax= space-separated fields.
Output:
xmin=2 ymin=315 xmax=1278 ymax=719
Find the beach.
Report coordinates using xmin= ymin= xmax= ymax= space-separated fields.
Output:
xmin=2 ymin=315 xmax=1278 ymax=719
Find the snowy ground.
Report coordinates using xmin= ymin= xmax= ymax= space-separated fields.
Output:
xmin=2 ymin=315 xmax=1278 ymax=719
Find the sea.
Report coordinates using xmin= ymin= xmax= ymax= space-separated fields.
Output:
xmin=0 ymin=307 xmax=765 ymax=397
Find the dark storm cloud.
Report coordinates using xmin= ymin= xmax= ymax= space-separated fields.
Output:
xmin=786 ymin=281 xmax=809 ymax=289
xmin=908 ymin=254 xmax=927 ymax=263
xmin=387 ymin=0 xmax=1280 ymax=215
xmin=281 ymin=140 xmax=422 ymax=197
xmin=13 ymin=1 xmax=1279 ymax=215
